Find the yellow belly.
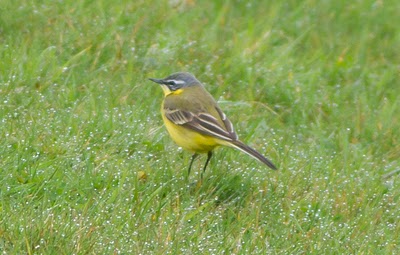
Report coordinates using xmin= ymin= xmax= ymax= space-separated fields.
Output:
xmin=162 ymin=115 xmax=219 ymax=153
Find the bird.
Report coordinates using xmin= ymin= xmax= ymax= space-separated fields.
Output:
xmin=149 ymin=72 xmax=277 ymax=177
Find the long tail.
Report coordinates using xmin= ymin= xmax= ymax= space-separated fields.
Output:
xmin=228 ymin=140 xmax=277 ymax=170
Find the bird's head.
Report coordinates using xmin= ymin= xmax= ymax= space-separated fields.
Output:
xmin=149 ymin=72 xmax=201 ymax=95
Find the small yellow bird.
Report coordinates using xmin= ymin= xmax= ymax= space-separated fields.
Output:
xmin=149 ymin=72 xmax=277 ymax=176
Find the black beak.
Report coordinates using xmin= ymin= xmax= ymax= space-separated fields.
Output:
xmin=148 ymin=78 xmax=164 ymax=84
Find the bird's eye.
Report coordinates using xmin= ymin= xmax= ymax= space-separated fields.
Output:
xmin=166 ymin=81 xmax=176 ymax=86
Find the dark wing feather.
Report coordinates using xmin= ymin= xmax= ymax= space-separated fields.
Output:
xmin=165 ymin=109 xmax=194 ymax=125
xmin=215 ymin=107 xmax=238 ymax=140
xmin=164 ymin=108 xmax=237 ymax=142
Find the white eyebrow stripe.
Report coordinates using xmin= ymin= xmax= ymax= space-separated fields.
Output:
xmin=166 ymin=79 xmax=185 ymax=84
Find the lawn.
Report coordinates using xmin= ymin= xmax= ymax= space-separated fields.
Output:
xmin=1 ymin=0 xmax=399 ymax=254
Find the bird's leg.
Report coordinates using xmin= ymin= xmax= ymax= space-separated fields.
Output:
xmin=188 ymin=153 xmax=198 ymax=176
xmin=201 ymin=151 xmax=213 ymax=179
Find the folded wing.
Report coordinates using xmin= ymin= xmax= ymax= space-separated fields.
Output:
xmin=164 ymin=107 xmax=238 ymax=142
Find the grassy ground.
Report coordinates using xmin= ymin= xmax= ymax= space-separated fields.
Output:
xmin=1 ymin=0 xmax=399 ymax=254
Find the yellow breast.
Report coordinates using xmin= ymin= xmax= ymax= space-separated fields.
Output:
xmin=162 ymin=114 xmax=219 ymax=153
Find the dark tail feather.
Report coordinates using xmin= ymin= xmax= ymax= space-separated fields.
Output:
xmin=230 ymin=140 xmax=277 ymax=170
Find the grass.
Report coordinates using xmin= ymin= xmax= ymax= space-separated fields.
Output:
xmin=1 ymin=0 xmax=399 ymax=254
